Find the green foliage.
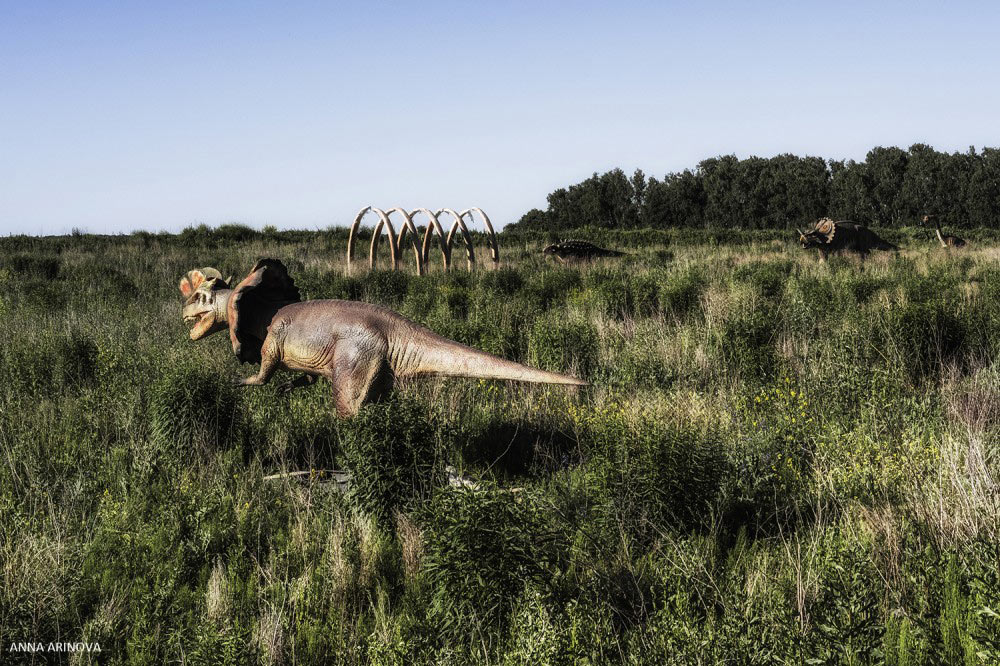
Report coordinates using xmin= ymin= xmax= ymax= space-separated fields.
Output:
xmin=150 ymin=362 xmax=240 ymax=449
xmin=341 ymin=398 xmax=448 ymax=525
xmin=575 ymin=403 xmax=726 ymax=537
xmin=891 ymin=299 xmax=967 ymax=380
xmin=729 ymin=381 xmax=819 ymax=530
xmin=716 ymin=302 xmax=780 ymax=380
xmin=419 ymin=487 xmax=560 ymax=637
xmin=512 ymin=144 xmax=1000 ymax=231
xmin=0 ymin=329 xmax=98 ymax=397
xmin=659 ymin=265 xmax=705 ymax=318
xmin=1 ymin=253 xmax=61 ymax=279
xmin=528 ymin=312 xmax=599 ymax=376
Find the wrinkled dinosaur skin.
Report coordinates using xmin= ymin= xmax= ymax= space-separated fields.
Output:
xmin=921 ymin=214 xmax=966 ymax=248
xmin=542 ymin=240 xmax=625 ymax=263
xmin=797 ymin=218 xmax=898 ymax=261
xmin=180 ymin=260 xmax=587 ymax=417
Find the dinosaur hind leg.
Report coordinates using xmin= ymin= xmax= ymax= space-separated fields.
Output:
xmin=328 ymin=356 xmax=389 ymax=418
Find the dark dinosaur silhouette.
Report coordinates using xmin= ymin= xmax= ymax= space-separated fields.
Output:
xmin=797 ymin=218 xmax=898 ymax=261
xmin=542 ymin=240 xmax=626 ymax=262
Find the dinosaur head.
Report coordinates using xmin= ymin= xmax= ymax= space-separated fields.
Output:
xmin=799 ymin=218 xmax=836 ymax=249
xmin=179 ymin=268 xmax=233 ymax=340
xmin=542 ymin=244 xmax=560 ymax=257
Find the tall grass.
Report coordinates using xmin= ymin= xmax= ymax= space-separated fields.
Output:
xmin=1 ymin=229 xmax=998 ymax=663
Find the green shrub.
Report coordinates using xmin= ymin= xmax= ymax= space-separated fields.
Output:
xmin=716 ymin=304 xmax=780 ymax=380
xmin=659 ymin=266 xmax=705 ymax=319
xmin=419 ymin=487 xmax=560 ymax=637
xmin=583 ymin=268 xmax=659 ymax=319
xmin=478 ymin=266 xmax=524 ymax=295
xmin=732 ymin=260 xmax=792 ymax=299
xmin=576 ymin=404 xmax=726 ymax=538
xmin=341 ymin=398 xmax=448 ymax=525
xmin=528 ymin=312 xmax=599 ymax=376
xmin=1 ymin=253 xmax=60 ymax=279
xmin=0 ymin=330 xmax=98 ymax=397
xmin=363 ymin=269 xmax=410 ymax=306
xmin=728 ymin=381 xmax=820 ymax=531
xmin=891 ymin=300 xmax=966 ymax=380
xmin=150 ymin=363 xmax=240 ymax=449
xmin=523 ymin=268 xmax=581 ymax=309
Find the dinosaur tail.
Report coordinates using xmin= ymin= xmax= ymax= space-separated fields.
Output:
xmin=393 ymin=329 xmax=588 ymax=386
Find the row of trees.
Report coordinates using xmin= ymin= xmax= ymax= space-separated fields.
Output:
xmin=511 ymin=145 xmax=1000 ymax=231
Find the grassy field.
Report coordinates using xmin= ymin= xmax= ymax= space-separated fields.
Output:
xmin=2 ymin=226 xmax=999 ymax=664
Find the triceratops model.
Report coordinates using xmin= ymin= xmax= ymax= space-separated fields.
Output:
xmin=179 ymin=260 xmax=587 ymax=417
xmin=797 ymin=218 xmax=898 ymax=261
xmin=542 ymin=240 xmax=626 ymax=262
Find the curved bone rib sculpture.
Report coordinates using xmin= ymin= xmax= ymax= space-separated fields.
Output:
xmin=436 ymin=208 xmax=477 ymax=271
xmin=410 ymin=207 xmax=451 ymax=270
xmin=385 ymin=207 xmax=425 ymax=275
xmin=346 ymin=205 xmax=494 ymax=273
xmin=180 ymin=259 xmax=586 ymax=417
xmin=460 ymin=207 xmax=500 ymax=264
xmin=348 ymin=206 xmax=399 ymax=272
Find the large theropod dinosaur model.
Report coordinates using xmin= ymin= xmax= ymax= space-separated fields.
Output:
xmin=797 ymin=218 xmax=898 ymax=261
xmin=179 ymin=260 xmax=587 ymax=417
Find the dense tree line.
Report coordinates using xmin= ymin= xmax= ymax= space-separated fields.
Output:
xmin=510 ymin=145 xmax=1000 ymax=231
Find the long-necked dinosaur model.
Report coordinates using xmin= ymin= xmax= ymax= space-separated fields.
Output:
xmin=347 ymin=206 xmax=499 ymax=273
xmin=542 ymin=240 xmax=626 ymax=263
xmin=179 ymin=260 xmax=586 ymax=417
xmin=797 ymin=218 xmax=898 ymax=261
xmin=922 ymin=214 xmax=966 ymax=248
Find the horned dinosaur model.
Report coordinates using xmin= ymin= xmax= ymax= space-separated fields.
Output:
xmin=346 ymin=206 xmax=499 ymax=273
xmin=542 ymin=240 xmax=626 ymax=262
xmin=179 ymin=260 xmax=586 ymax=417
xmin=922 ymin=214 xmax=966 ymax=248
xmin=797 ymin=218 xmax=898 ymax=261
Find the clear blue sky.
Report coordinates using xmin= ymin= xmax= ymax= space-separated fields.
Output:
xmin=2 ymin=1 xmax=998 ymax=235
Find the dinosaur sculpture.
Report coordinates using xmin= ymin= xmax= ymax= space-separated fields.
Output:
xmin=179 ymin=259 xmax=587 ymax=417
xmin=922 ymin=214 xmax=966 ymax=248
xmin=796 ymin=218 xmax=898 ymax=261
xmin=542 ymin=240 xmax=626 ymax=263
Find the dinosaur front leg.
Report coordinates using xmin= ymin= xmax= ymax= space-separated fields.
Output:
xmin=279 ymin=374 xmax=317 ymax=394
xmin=235 ymin=343 xmax=281 ymax=387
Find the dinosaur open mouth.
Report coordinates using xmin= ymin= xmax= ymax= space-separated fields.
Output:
xmin=184 ymin=310 xmax=222 ymax=340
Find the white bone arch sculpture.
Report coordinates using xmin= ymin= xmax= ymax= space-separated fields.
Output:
xmin=348 ymin=206 xmax=399 ymax=271
xmin=460 ymin=208 xmax=499 ymax=264
xmin=435 ymin=208 xmax=477 ymax=271
xmin=346 ymin=206 xmax=499 ymax=272
xmin=410 ymin=208 xmax=451 ymax=270
xmin=384 ymin=207 xmax=425 ymax=275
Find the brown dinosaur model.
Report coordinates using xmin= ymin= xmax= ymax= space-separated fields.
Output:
xmin=179 ymin=260 xmax=587 ymax=417
xmin=921 ymin=214 xmax=966 ymax=248
xmin=796 ymin=218 xmax=898 ymax=261
xmin=542 ymin=240 xmax=626 ymax=262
